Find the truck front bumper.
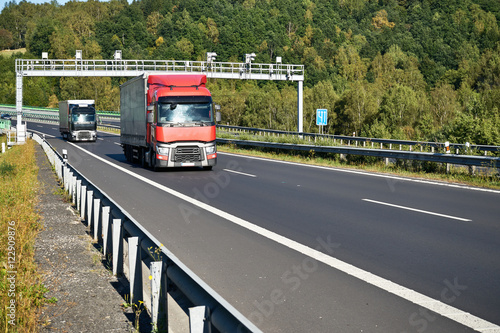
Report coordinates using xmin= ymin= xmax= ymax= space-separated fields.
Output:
xmin=155 ymin=142 xmax=217 ymax=168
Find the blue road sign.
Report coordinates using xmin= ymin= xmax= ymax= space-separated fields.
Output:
xmin=316 ymin=109 xmax=328 ymax=126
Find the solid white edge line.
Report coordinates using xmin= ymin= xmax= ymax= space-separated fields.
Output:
xmin=67 ymin=142 xmax=500 ymax=332
xmin=363 ymin=199 xmax=472 ymax=222
xmin=217 ymin=152 xmax=500 ymax=194
xmin=223 ymin=168 xmax=257 ymax=177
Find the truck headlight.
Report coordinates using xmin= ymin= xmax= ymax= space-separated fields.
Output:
xmin=206 ymin=145 xmax=216 ymax=155
xmin=157 ymin=147 xmax=169 ymax=156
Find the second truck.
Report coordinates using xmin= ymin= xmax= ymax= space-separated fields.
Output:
xmin=120 ymin=74 xmax=217 ymax=170
xmin=59 ymin=100 xmax=97 ymax=141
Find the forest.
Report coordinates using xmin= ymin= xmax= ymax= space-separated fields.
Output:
xmin=0 ymin=0 xmax=499 ymax=145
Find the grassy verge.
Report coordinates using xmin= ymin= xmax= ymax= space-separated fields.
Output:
xmin=0 ymin=48 xmax=26 ymax=58
xmin=218 ymin=143 xmax=500 ymax=190
xmin=0 ymin=138 xmax=47 ymax=332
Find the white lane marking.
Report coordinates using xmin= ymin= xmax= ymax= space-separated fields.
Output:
xmin=97 ymin=130 xmax=120 ymax=136
xmin=223 ymin=169 xmax=257 ymax=177
xmin=218 ymin=152 xmax=500 ymax=194
xmin=363 ymin=199 xmax=472 ymax=222
xmin=67 ymin=143 xmax=500 ymax=332
xmin=114 ymin=142 xmax=121 ymax=146
xmin=97 ymin=138 xmax=104 ymax=140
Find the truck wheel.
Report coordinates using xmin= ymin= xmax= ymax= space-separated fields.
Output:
xmin=152 ymin=152 xmax=159 ymax=171
xmin=140 ymin=149 xmax=146 ymax=167
xmin=125 ymin=145 xmax=132 ymax=162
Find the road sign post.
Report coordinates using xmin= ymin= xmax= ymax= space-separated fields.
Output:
xmin=316 ymin=109 xmax=327 ymax=134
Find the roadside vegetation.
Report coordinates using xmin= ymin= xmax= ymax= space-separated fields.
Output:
xmin=0 ymin=0 xmax=499 ymax=147
xmin=0 ymin=138 xmax=47 ymax=332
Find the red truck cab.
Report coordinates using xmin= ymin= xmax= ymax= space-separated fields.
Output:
xmin=120 ymin=74 xmax=217 ymax=170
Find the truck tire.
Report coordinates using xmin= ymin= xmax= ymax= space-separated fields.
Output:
xmin=151 ymin=152 xmax=159 ymax=171
xmin=124 ymin=145 xmax=132 ymax=162
xmin=140 ymin=148 xmax=146 ymax=168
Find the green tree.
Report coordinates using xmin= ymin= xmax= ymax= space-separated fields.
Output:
xmin=430 ymin=83 xmax=460 ymax=127
xmin=27 ymin=18 xmax=55 ymax=57
xmin=343 ymin=81 xmax=382 ymax=136
xmin=0 ymin=29 xmax=14 ymax=50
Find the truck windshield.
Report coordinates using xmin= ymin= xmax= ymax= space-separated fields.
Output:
xmin=72 ymin=113 xmax=95 ymax=124
xmin=158 ymin=102 xmax=213 ymax=124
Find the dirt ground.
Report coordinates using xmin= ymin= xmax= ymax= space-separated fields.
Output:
xmin=34 ymin=144 xmax=137 ymax=332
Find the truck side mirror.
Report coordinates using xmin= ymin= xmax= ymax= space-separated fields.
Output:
xmin=147 ymin=112 xmax=154 ymax=123
xmin=215 ymin=104 xmax=221 ymax=122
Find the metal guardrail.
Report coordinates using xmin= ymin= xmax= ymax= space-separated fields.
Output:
xmin=32 ymin=133 xmax=260 ymax=333
xmin=217 ymin=125 xmax=500 ymax=155
xmin=217 ymin=138 xmax=500 ymax=169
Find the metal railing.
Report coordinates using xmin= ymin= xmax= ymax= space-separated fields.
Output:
xmin=16 ymin=58 xmax=305 ymax=81
xmin=217 ymin=138 xmax=500 ymax=169
xmin=32 ymin=133 xmax=260 ymax=333
xmin=218 ymin=125 xmax=500 ymax=156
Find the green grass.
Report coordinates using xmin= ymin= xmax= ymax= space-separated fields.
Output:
xmin=0 ymin=138 xmax=48 ymax=332
xmin=0 ymin=48 xmax=26 ymax=58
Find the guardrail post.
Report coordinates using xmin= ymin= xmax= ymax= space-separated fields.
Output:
xmin=112 ymin=218 xmax=123 ymax=276
xmin=87 ymin=190 xmax=93 ymax=228
xmin=150 ymin=261 xmax=167 ymax=332
xmin=76 ymin=180 xmax=82 ymax=209
xmin=68 ymin=171 xmax=74 ymax=196
xmin=80 ymin=185 xmax=87 ymax=220
xmin=66 ymin=170 xmax=71 ymax=195
xmin=189 ymin=306 xmax=211 ymax=333
xmin=102 ymin=206 xmax=111 ymax=256
xmin=62 ymin=167 xmax=68 ymax=191
xmin=93 ymin=198 xmax=100 ymax=241
xmin=128 ymin=237 xmax=143 ymax=305
xmin=72 ymin=176 xmax=77 ymax=205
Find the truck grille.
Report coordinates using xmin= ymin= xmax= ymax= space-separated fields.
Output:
xmin=173 ymin=146 xmax=202 ymax=163
xmin=78 ymin=131 xmax=92 ymax=140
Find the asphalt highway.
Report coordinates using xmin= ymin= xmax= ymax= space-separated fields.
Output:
xmin=26 ymin=121 xmax=500 ymax=333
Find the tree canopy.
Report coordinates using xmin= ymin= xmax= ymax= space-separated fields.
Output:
xmin=1 ymin=0 xmax=499 ymax=144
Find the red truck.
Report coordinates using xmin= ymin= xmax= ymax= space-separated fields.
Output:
xmin=120 ymin=74 xmax=217 ymax=170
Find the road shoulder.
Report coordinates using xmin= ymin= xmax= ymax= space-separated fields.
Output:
xmin=34 ymin=143 xmax=134 ymax=332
